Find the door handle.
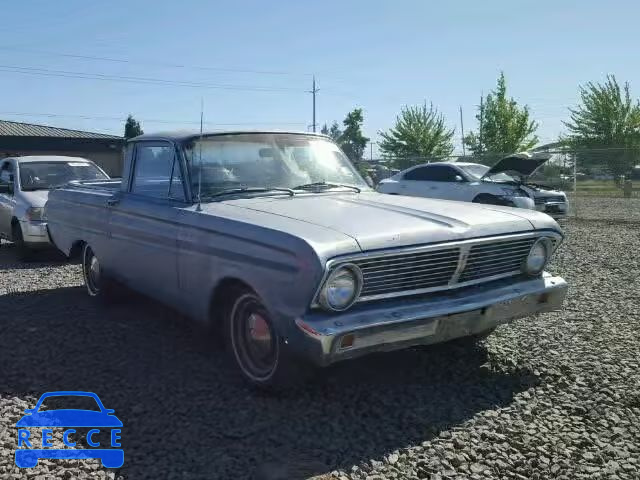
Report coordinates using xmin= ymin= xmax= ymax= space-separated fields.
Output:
xmin=107 ymin=197 xmax=120 ymax=206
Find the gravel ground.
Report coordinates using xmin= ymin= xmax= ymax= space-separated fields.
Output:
xmin=1 ymin=217 xmax=639 ymax=480
xmin=568 ymin=195 xmax=640 ymax=222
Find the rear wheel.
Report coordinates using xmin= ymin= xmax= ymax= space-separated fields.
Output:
xmin=82 ymin=244 xmax=102 ymax=297
xmin=82 ymin=244 xmax=122 ymax=301
xmin=224 ymin=287 xmax=308 ymax=389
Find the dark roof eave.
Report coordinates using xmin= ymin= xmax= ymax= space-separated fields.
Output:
xmin=0 ymin=119 xmax=123 ymax=140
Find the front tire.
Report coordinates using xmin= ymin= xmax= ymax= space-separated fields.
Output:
xmin=224 ymin=287 xmax=308 ymax=389
xmin=11 ymin=223 xmax=32 ymax=261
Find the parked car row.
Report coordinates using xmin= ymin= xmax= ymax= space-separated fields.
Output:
xmin=377 ymin=153 xmax=569 ymax=218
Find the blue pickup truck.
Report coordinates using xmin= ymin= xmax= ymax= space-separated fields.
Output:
xmin=45 ymin=131 xmax=568 ymax=388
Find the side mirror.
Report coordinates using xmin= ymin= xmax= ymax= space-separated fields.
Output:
xmin=455 ymin=175 xmax=465 ymax=182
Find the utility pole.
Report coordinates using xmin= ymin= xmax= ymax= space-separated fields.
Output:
xmin=370 ymin=142 xmax=373 ymax=161
xmin=308 ymin=76 xmax=319 ymax=132
xmin=459 ymin=106 xmax=466 ymax=157
xmin=479 ymin=94 xmax=484 ymax=156
xmin=573 ymin=153 xmax=577 ymax=194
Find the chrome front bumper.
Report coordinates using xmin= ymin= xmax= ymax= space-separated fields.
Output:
xmin=19 ymin=220 xmax=50 ymax=246
xmin=535 ymin=202 xmax=568 ymax=218
xmin=291 ymin=273 xmax=567 ymax=366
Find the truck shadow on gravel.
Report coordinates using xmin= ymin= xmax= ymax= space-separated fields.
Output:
xmin=0 ymin=286 xmax=539 ymax=480
xmin=0 ymin=243 xmax=69 ymax=270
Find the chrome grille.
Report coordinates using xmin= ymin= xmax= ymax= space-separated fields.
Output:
xmin=534 ymin=195 xmax=565 ymax=205
xmin=317 ymin=233 xmax=560 ymax=306
xmin=355 ymin=247 xmax=460 ymax=298
xmin=459 ymin=237 xmax=536 ymax=282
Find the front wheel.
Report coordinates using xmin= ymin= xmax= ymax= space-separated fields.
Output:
xmin=224 ymin=288 xmax=308 ymax=389
xmin=11 ymin=223 xmax=33 ymax=261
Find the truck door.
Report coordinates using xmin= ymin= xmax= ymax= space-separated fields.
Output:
xmin=107 ymin=141 xmax=186 ymax=303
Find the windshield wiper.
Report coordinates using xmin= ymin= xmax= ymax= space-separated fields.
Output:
xmin=206 ymin=186 xmax=295 ymax=199
xmin=292 ymin=181 xmax=361 ymax=193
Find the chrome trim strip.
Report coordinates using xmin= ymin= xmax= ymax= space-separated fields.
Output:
xmin=312 ymin=231 xmax=563 ymax=308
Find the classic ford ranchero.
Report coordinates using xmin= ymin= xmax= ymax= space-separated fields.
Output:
xmin=45 ymin=131 xmax=568 ymax=388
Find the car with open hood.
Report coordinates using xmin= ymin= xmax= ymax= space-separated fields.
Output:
xmin=45 ymin=131 xmax=568 ymax=388
xmin=377 ymin=153 xmax=569 ymax=218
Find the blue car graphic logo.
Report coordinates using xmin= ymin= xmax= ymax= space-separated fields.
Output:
xmin=15 ymin=391 xmax=123 ymax=468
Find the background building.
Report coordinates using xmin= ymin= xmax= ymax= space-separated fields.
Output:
xmin=0 ymin=120 xmax=124 ymax=177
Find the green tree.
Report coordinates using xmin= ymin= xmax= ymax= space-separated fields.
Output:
xmin=378 ymin=103 xmax=454 ymax=170
xmin=338 ymin=109 xmax=369 ymax=163
xmin=320 ymin=121 xmax=342 ymax=141
xmin=124 ymin=114 xmax=144 ymax=139
xmin=464 ymin=72 xmax=538 ymax=162
xmin=563 ymin=75 xmax=640 ymax=179
xmin=322 ymin=110 xmax=371 ymax=181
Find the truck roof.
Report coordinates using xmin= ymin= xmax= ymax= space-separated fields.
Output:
xmin=4 ymin=155 xmax=93 ymax=163
xmin=129 ymin=130 xmax=329 ymax=143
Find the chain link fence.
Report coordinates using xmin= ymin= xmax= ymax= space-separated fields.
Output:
xmin=364 ymin=148 xmax=640 ymax=223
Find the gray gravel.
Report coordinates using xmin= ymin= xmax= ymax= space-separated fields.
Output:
xmin=568 ymin=195 xmax=640 ymax=223
xmin=1 ymin=216 xmax=639 ymax=480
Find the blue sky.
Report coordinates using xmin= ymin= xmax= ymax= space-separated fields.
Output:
xmin=1 ymin=0 xmax=638 ymax=155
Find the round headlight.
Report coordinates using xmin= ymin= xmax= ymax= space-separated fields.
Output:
xmin=524 ymin=237 xmax=552 ymax=276
xmin=319 ymin=264 xmax=363 ymax=311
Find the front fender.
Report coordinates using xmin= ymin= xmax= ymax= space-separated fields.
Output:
xmin=175 ymin=214 xmax=326 ymax=325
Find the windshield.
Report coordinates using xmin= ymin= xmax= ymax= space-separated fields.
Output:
xmin=19 ymin=161 xmax=109 ymax=191
xmin=183 ymin=133 xmax=368 ymax=199
xmin=458 ymin=163 xmax=517 ymax=182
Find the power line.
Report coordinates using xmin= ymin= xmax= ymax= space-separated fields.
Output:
xmin=0 ymin=64 xmax=306 ymax=93
xmin=0 ymin=111 xmax=306 ymax=127
xmin=0 ymin=46 xmax=313 ymax=77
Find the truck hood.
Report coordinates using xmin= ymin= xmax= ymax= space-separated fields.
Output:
xmin=482 ymin=153 xmax=551 ymax=180
xmin=19 ymin=189 xmax=50 ymax=207
xmin=220 ymin=192 xmax=558 ymax=252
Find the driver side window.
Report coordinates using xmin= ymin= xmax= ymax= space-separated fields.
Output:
xmin=0 ymin=161 xmax=14 ymax=193
xmin=404 ymin=165 xmax=459 ymax=182
xmin=131 ymin=143 xmax=185 ymax=201
xmin=403 ymin=166 xmax=431 ymax=181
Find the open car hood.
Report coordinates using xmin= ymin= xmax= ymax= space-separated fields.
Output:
xmin=481 ymin=152 xmax=551 ymax=180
